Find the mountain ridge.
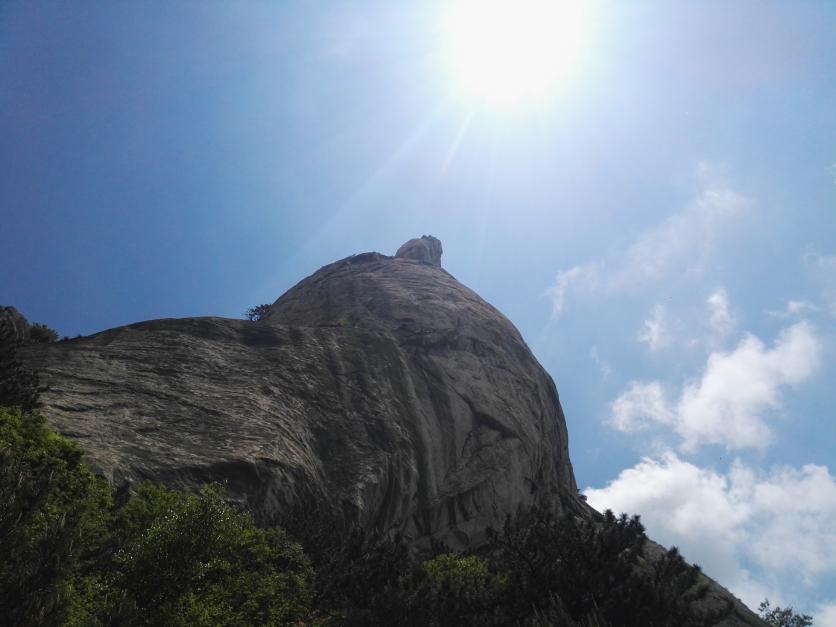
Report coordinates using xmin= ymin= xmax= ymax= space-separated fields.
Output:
xmin=4 ymin=237 xmax=766 ymax=625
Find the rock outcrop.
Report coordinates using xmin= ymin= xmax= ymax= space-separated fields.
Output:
xmin=11 ymin=238 xmax=765 ymax=625
xmin=17 ymin=240 xmax=575 ymax=547
xmin=395 ymin=235 xmax=443 ymax=267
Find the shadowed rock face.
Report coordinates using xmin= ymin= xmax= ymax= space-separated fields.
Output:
xmin=0 ymin=306 xmax=31 ymax=345
xmin=17 ymin=247 xmax=576 ymax=547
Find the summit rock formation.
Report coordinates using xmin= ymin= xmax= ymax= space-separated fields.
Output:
xmin=15 ymin=240 xmax=576 ymax=547
xmin=8 ymin=238 xmax=765 ymax=625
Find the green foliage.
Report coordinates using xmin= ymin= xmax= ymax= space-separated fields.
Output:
xmin=306 ymin=524 xmax=423 ymax=625
xmin=0 ymin=407 xmax=111 ymax=625
xmin=0 ymin=333 xmax=40 ymax=411
xmin=0 ymin=407 xmax=314 ymax=627
xmin=423 ymin=553 xmax=504 ymax=592
xmin=245 ymin=304 xmax=271 ymax=322
xmin=1 ymin=406 xmax=742 ymax=627
xmin=66 ymin=483 xmax=314 ymax=626
xmin=28 ymin=323 xmax=59 ymax=344
xmin=484 ymin=507 xmax=726 ymax=626
xmin=283 ymin=504 xmax=726 ymax=626
xmin=759 ymin=599 xmax=814 ymax=627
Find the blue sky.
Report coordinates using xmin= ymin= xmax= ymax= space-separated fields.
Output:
xmin=2 ymin=1 xmax=834 ymax=620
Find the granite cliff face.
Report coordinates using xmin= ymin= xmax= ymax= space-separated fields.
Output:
xmin=8 ymin=239 xmax=766 ymax=625
xmin=15 ymin=241 xmax=577 ymax=547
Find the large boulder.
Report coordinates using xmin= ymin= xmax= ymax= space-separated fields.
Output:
xmin=395 ymin=235 xmax=443 ymax=267
xmin=17 ymin=242 xmax=575 ymax=547
xmin=11 ymin=239 xmax=767 ymax=624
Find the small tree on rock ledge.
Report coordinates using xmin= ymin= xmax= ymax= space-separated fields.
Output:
xmin=245 ymin=304 xmax=270 ymax=321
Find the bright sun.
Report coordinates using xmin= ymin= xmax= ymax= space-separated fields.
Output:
xmin=444 ymin=0 xmax=592 ymax=109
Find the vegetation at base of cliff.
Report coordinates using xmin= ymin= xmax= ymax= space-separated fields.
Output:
xmin=0 ymin=333 xmax=41 ymax=412
xmin=1 ymin=404 xmax=764 ymax=626
xmin=283 ymin=504 xmax=729 ymax=627
xmin=0 ymin=406 xmax=313 ymax=626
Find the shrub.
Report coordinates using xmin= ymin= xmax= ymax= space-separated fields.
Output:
xmin=484 ymin=506 xmax=727 ymax=626
xmin=0 ymin=406 xmax=739 ymax=627
xmin=0 ymin=326 xmax=40 ymax=411
xmin=0 ymin=406 xmax=314 ymax=627
xmin=759 ymin=599 xmax=813 ymax=627
xmin=28 ymin=323 xmax=59 ymax=344
xmin=70 ymin=483 xmax=315 ymax=626
xmin=0 ymin=407 xmax=111 ymax=625
xmin=245 ymin=304 xmax=271 ymax=322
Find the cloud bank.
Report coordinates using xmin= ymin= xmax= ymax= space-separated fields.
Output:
xmin=547 ymin=173 xmax=750 ymax=318
xmin=611 ymin=321 xmax=820 ymax=451
xmin=585 ymin=453 xmax=836 ymax=609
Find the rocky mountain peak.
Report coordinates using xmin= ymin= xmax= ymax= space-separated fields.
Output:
xmin=395 ymin=235 xmax=443 ymax=267
xmin=17 ymin=244 xmax=574 ymax=548
xmin=7 ymin=243 xmax=768 ymax=624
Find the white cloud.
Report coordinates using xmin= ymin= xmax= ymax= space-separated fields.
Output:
xmin=804 ymin=252 xmax=836 ymax=270
xmin=638 ymin=305 xmax=671 ymax=351
xmin=589 ymin=345 xmax=612 ymax=379
xmin=611 ymin=381 xmax=672 ymax=432
xmin=610 ymin=322 xmax=821 ymax=451
xmin=546 ymin=263 xmax=599 ymax=317
xmin=637 ymin=289 xmax=738 ymax=353
xmin=707 ymin=287 xmax=736 ymax=344
xmin=766 ymin=300 xmax=819 ymax=319
xmin=817 ymin=601 xmax=836 ymax=627
xmin=585 ymin=454 xmax=836 ymax=609
xmin=804 ymin=252 xmax=836 ymax=317
xmin=611 ymin=184 xmax=750 ymax=291
xmin=546 ymin=168 xmax=750 ymax=318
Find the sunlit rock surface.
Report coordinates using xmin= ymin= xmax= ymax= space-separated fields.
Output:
xmin=19 ymin=242 xmax=575 ymax=547
xmin=15 ymin=238 xmax=765 ymax=625
xmin=394 ymin=234 xmax=443 ymax=267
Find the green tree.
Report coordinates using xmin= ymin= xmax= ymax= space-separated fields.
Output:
xmin=759 ymin=599 xmax=813 ymax=627
xmin=0 ymin=406 xmax=111 ymax=626
xmin=28 ymin=323 xmax=59 ymax=344
xmin=485 ymin=507 xmax=725 ymax=626
xmin=1 ymin=406 xmax=315 ymax=627
xmin=0 ymin=320 xmax=41 ymax=411
xmin=245 ymin=304 xmax=271 ymax=322
xmin=423 ymin=553 xmax=504 ymax=592
xmin=102 ymin=484 xmax=313 ymax=626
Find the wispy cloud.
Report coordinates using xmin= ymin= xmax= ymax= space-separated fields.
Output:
xmin=589 ymin=345 xmax=613 ymax=379
xmin=637 ymin=305 xmax=671 ymax=352
xmin=611 ymin=381 xmax=672 ymax=432
xmin=585 ymin=453 xmax=836 ymax=607
xmin=766 ymin=300 xmax=819 ymax=319
xmin=804 ymin=252 xmax=836 ymax=318
xmin=707 ymin=287 xmax=736 ymax=345
xmin=546 ymin=263 xmax=599 ymax=317
xmin=547 ymin=167 xmax=750 ymax=318
xmin=611 ymin=184 xmax=750 ymax=291
xmin=816 ymin=601 xmax=836 ymax=627
xmin=610 ymin=321 xmax=821 ymax=451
